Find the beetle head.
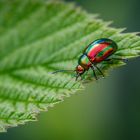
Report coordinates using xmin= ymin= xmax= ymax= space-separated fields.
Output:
xmin=52 ymin=65 xmax=85 ymax=81
xmin=75 ymin=65 xmax=85 ymax=80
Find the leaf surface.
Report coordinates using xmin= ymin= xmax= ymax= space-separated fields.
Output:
xmin=0 ymin=0 xmax=139 ymax=132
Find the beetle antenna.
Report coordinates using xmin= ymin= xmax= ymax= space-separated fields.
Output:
xmin=52 ymin=70 xmax=75 ymax=74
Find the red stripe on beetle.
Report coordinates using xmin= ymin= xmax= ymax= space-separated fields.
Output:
xmin=87 ymin=43 xmax=110 ymax=59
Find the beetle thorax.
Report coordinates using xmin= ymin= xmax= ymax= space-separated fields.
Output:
xmin=78 ymin=54 xmax=91 ymax=70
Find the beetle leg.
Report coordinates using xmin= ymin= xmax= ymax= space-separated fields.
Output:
xmin=79 ymin=75 xmax=83 ymax=81
xmin=75 ymin=73 xmax=81 ymax=81
xmin=104 ymin=58 xmax=111 ymax=61
xmin=75 ymin=74 xmax=79 ymax=81
xmin=85 ymin=55 xmax=104 ymax=79
xmin=87 ymin=56 xmax=104 ymax=78
xmin=94 ymin=65 xmax=104 ymax=78
xmin=91 ymin=66 xmax=98 ymax=80
xmin=104 ymin=58 xmax=128 ymax=63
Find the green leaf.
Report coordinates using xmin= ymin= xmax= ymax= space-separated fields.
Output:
xmin=0 ymin=0 xmax=140 ymax=132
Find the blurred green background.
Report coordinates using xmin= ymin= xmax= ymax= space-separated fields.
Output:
xmin=0 ymin=0 xmax=140 ymax=140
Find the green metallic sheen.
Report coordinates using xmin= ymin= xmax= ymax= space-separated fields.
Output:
xmin=78 ymin=54 xmax=91 ymax=70
xmin=96 ymin=45 xmax=113 ymax=57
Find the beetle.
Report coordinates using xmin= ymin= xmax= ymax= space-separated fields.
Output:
xmin=53 ymin=38 xmax=127 ymax=80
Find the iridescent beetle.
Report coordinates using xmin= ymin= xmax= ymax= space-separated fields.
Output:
xmin=53 ymin=38 xmax=126 ymax=80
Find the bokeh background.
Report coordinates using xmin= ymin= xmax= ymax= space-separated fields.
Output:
xmin=0 ymin=0 xmax=140 ymax=140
